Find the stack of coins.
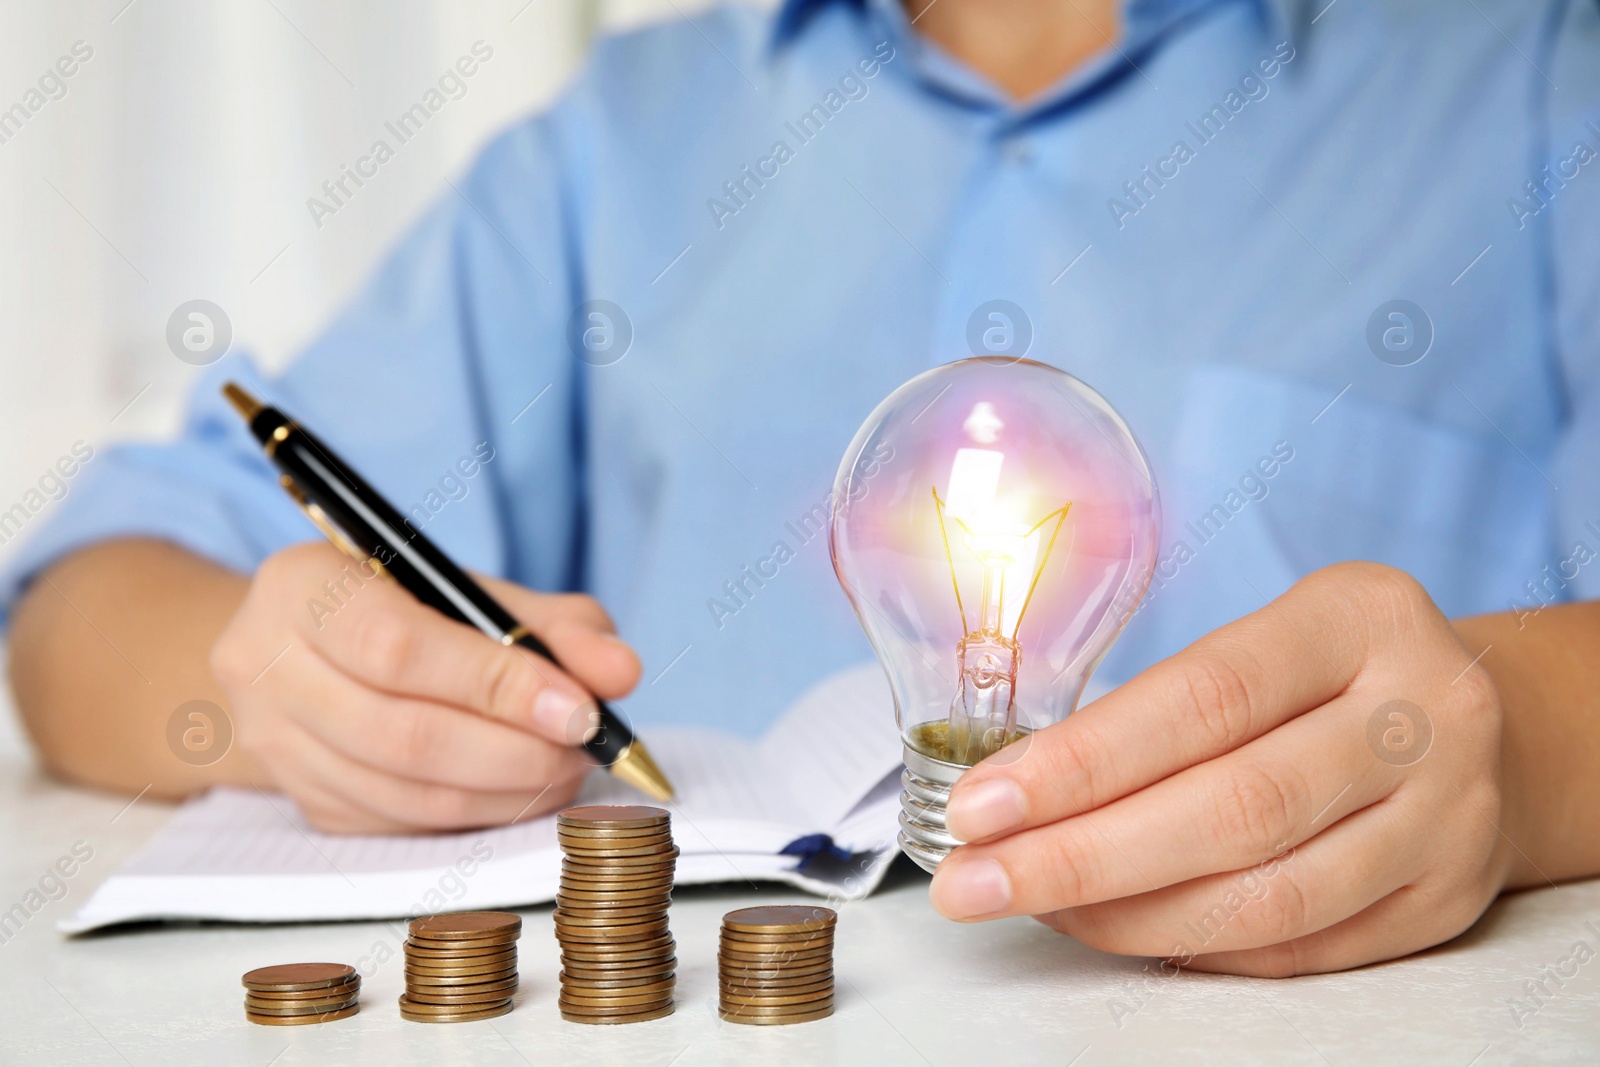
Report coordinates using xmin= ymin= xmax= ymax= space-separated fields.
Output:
xmin=555 ymin=805 xmax=678 ymax=1024
xmin=718 ymin=905 xmax=837 ymax=1025
xmin=242 ymin=963 xmax=360 ymax=1025
xmin=399 ymin=911 xmax=522 ymax=1023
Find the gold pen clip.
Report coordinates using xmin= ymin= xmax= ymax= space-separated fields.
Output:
xmin=278 ymin=474 xmax=391 ymax=578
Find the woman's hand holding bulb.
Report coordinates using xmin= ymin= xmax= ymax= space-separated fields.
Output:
xmin=929 ymin=560 xmax=1551 ymax=977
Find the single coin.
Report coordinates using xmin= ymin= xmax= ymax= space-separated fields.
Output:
xmin=719 ymin=1004 xmax=833 ymax=1026
xmin=556 ymin=908 xmax=668 ymax=921
xmin=558 ymin=832 xmax=673 ymax=850
xmin=409 ymin=912 xmax=523 ymax=940
xmin=555 ymin=919 xmax=670 ymax=941
xmin=403 ymin=971 xmax=518 ymax=991
xmin=718 ymin=945 xmax=832 ymax=965
xmin=242 ymin=963 xmax=357 ymax=992
xmin=406 ymin=953 xmax=512 ymax=966
xmin=558 ymin=805 xmax=669 ymax=827
xmin=558 ymin=995 xmax=675 ymax=1016
xmin=719 ymin=997 xmax=836 ymax=1018
xmin=720 ymin=985 xmax=835 ymax=1007
xmin=247 ymin=1004 xmax=361 ymax=1026
xmin=398 ymin=995 xmax=513 ymax=1022
xmin=553 ymin=906 xmax=669 ymax=926
xmin=559 ymin=843 xmax=679 ymax=861
xmin=403 ymin=979 xmax=515 ymax=1004
xmin=559 ymin=860 xmax=677 ymax=876
xmin=560 ymin=1002 xmax=675 ymax=1025
xmin=557 ymin=886 xmax=673 ymax=904
xmin=406 ymin=935 xmax=520 ymax=955
xmin=559 ymin=877 xmax=674 ymax=895
xmin=720 ymin=973 xmax=834 ymax=996
xmin=716 ymin=927 xmax=832 ymax=947
xmin=404 ymin=941 xmax=519 ymax=961
xmin=246 ymin=980 xmax=361 ymax=1001
xmin=561 ymin=960 xmax=677 ymax=982
xmin=243 ymin=994 xmax=360 ymax=1016
xmin=404 ymin=952 xmax=517 ymax=976
xmin=559 ymin=968 xmax=675 ymax=989
xmin=721 ymin=971 xmax=833 ymax=992
xmin=557 ymin=976 xmax=675 ymax=1003
xmin=560 ymin=936 xmax=675 ymax=960
xmin=723 ymin=906 xmax=837 ymax=933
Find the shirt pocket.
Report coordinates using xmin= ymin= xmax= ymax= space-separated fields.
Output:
xmin=1154 ymin=364 xmax=1549 ymax=637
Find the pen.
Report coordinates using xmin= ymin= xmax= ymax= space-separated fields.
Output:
xmin=222 ymin=382 xmax=674 ymax=802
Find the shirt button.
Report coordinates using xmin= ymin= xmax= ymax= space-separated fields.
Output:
xmin=1001 ymin=138 xmax=1034 ymax=165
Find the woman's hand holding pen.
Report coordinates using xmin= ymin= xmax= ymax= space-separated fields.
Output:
xmin=210 ymin=541 xmax=642 ymax=833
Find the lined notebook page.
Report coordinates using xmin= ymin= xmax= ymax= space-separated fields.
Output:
xmin=62 ymin=662 xmax=904 ymax=932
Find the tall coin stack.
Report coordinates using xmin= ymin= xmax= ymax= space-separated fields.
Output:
xmin=399 ymin=911 xmax=522 ymax=1023
xmin=718 ymin=905 xmax=837 ymax=1025
xmin=242 ymin=963 xmax=360 ymax=1025
xmin=555 ymin=805 xmax=678 ymax=1024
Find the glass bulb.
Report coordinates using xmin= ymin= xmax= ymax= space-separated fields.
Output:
xmin=829 ymin=357 xmax=1160 ymax=872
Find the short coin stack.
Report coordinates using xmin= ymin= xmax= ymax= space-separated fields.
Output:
xmin=399 ymin=911 xmax=522 ymax=1023
xmin=718 ymin=905 xmax=837 ymax=1025
xmin=555 ymin=805 xmax=678 ymax=1024
xmin=242 ymin=963 xmax=360 ymax=1025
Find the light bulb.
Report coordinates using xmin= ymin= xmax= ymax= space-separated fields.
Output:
xmin=829 ymin=357 xmax=1160 ymax=872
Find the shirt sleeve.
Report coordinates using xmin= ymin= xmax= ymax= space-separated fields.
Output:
xmin=1544 ymin=0 xmax=1600 ymax=600
xmin=0 ymin=112 xmax=585 ymax=628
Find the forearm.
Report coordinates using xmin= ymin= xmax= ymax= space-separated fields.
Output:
xmin=1457 ymin=600 xmax=1600 ymax=889
xmin=7 ymin=538 xmax=267 ymax=798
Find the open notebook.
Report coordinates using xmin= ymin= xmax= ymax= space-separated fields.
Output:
xmin=62 ymin=664 xmax=905 ymax=933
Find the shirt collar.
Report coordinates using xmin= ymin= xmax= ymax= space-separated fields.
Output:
xmin=770 ymin=0 xmax=1299 ymax=52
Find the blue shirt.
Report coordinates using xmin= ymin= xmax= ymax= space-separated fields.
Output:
xmin=5 ymin=0 xmax=1599 ymax=736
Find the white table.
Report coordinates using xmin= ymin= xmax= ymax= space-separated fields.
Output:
xmin=2 ymin=753 xmax=1596 ymax=1066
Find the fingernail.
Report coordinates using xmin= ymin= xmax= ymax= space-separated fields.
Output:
xmin=947 ymin=778 xmax=1026 ymax=843
xmin=532 ymin=686 xmax=592 ymax=744
xmin=930 ymin=858 xmax=1012 ymax=920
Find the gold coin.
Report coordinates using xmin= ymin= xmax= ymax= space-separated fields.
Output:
xmin=241 ymin=962 xmax=357 ymax=992
xmin=720 ymin=972 xmax=834 ymax=994
xmin=559 ymin=844 xmax=679 ymax=862
xmin=559 ymin=878 xmax=674 ymax=895
xmin=558 ymin=805 xmax=670 ymax=828
xmin=720 ymin=997 xmax=836 ymax=1017
xmin=561 ymin=960 xmax=676 ymax=981
xmin=247 ymin=1004 xmax=360 ymax=1025
xmin=406 ymin=953 xmax=512 ymax=966
xmin=246 ymin=980 xmax=361 ymax=1001
xmin=719 ymin=1004 xmax=833 ymax=1026
xmin=404 ymin=962 xmax=516 ymax=980
xmin=558 ymin=976 xmax=675 ymax=1002
xmin=556 ymin=991 xmax=675 ymax=1011
xmin=404 ymin=971 xmax=518 ymax=990
xmin=560 ymin=1002 xmax=675 ymax=1024
xmin=560 ymin=937 xmax=675 ymax=960
xmin=557 ymin=886 xmax=672 ymax=904
xmin=409 ymin=911 xmax=522 ymax=940
xmin=398 ymin=995 xmax=513 ymax=1022
xmin=559 ymin=968 xmax=675 ymax=988
xmin=558 ymin=827 xmax=673 ymax=842
xmin=406 ymin=939 xmax=520 ymax=957
xmin=403 ymin=979 xmax=515 ymax=1004
xmin=718 ymin=945 xmax=832 ymax=965
xmin=721 ymin=970 xmax=833 ymax=992
xmin=244 ymin=994 xmax=360 ymax=1016
xmin=553 ymin=906 xmax=669 ymax=926
xmin=720 ymin=985 xmax=835 ymax=1007
xmin=716 ymin=927 xmax=832 ymax=947
xmin=722 ymin=905 xmax=837 ymax=933
xmin=555 ymin=920 xmax=670 ymax=942
xmin=403 ymin=952 xmax=517 ymax=975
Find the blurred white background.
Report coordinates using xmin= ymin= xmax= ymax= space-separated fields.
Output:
xmin=0 ymin=0 xmax=754 ymax=756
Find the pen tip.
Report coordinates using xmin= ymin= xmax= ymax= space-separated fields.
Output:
xmin=222 ymin=382 xmax=264 ymax=421
xmin=609 ymin=741 xmax=674 ymax=802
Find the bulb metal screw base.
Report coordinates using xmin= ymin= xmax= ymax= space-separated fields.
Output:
xmin=897 ymin=742 xmax=968 ymax=874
